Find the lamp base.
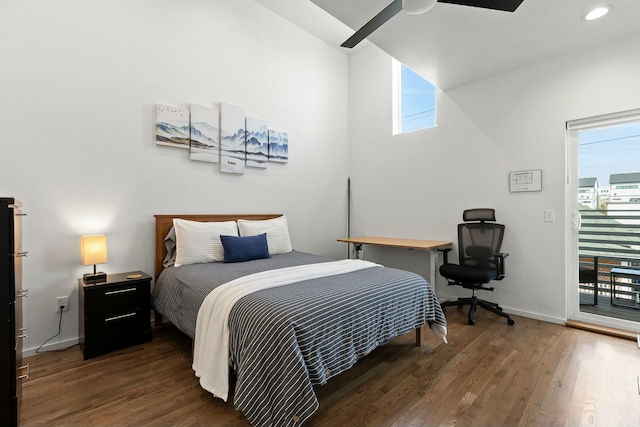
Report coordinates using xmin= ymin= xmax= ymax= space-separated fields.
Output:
xmin=83 ymin=272 xmax=107 ymax=283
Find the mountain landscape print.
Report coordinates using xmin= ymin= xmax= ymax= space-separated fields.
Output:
xmin=220 ymin=103 xmax=246 ymax=174
xmin=268 ymin=130 xmax=289 ymax=163
xmin=156 ymin=104 xmax=190 ymax=149
xmin=156 ymin=101 xmax=290 ymax=174
xmin=245 ymin=117 xmax=269 ymax=168
xmin=189 ymin=104 xmax=219 ymax=163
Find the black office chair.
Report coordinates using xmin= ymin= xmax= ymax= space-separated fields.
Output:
xmin=579 ymin=256 xmax=599 ymax=305
xmin=439 ymin=208 xmax=514 ymax=326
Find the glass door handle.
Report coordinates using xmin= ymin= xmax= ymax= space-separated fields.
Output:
xmin=572 ymin=212 xmax=582 ymax=231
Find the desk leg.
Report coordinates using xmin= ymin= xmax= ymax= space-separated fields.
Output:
xmin=428 ymin=249 xmax=438 ymax=295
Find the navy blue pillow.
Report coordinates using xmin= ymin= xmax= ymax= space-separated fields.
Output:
xmin=220 ymin=233 xmax=270 ymax=263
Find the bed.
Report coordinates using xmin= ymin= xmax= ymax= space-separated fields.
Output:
xmin=152 ymin=214 xmax=447 ymax=427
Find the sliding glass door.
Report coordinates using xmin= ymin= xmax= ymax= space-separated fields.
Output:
xmin=567 ymin=110 xmax=640 ymax=331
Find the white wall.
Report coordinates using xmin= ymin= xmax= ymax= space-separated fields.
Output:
xmin=349 ymin=34 xmax=640 ymax=325
xmin=0 ymin=0 xmax=350 ymax=354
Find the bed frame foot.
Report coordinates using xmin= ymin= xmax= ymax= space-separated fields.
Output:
xmin=415 ymin=327 xmax=422 ymax=346
xmin=154 ymin=311 xmax=163 ymax=328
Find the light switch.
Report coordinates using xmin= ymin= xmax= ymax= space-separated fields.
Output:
xmin=544 ymin=210 xmax=555 ymax=222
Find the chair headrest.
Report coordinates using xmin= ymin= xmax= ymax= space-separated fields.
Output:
xmin=463 ymin=208 xmax=496 ymax=223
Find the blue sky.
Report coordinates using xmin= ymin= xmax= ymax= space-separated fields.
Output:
xmin=401 ymin=65 xmax=436 ymax=132
xmin=579 ymin=122 xmax=640 ymax=185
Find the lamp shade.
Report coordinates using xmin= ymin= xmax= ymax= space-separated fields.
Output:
xmin=81 ymin=234 xmax=108 ymax=266
xmin=402 ymin=0 xmax=438 ymax=15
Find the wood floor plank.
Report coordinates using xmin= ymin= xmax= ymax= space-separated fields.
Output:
xmin=21 ymin=309 xmax=640 ymax=427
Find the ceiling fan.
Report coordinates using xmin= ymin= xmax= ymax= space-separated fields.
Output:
xmin=341 ymin=0 xmax=525 ymax=48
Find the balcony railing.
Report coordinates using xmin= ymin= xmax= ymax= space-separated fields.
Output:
xmin=579 ymin=208 xmax=640 ymax=308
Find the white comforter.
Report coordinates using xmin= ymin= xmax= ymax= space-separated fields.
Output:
xmin=192 ymin=259 xmax=379 ymax=401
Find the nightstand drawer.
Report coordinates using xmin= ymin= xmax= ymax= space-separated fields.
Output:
xmin=91 ymin=308 xmax=148 ymax=344
xmin=87 ymin=284 xmax=147 ymax=319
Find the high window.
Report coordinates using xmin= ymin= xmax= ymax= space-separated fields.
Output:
xmin=392 ymin=59 xmax=436 ymax=134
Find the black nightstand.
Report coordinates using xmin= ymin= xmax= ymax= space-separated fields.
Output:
xmin=78 ymin=271 xmax=152 ymax=360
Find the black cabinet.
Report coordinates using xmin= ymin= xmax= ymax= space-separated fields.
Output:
xmin=1 ymin=198 xmax=27 ymax=427
xmin=79 ymin=271 xmax=152 ymax=360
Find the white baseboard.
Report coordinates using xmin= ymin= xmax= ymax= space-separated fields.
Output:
xmin=22 ymin=338 xmax=79 ymax=358
xmin=504 ymin=307 xmax=565 ymax=325
xmin=437 ymin=293 xmax=565 ymax=326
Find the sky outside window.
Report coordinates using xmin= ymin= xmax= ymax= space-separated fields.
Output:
xmin=579 ymin=121 xmax=640 ymax=185
xmin=400 ymin=64 xmax=436 ymax=133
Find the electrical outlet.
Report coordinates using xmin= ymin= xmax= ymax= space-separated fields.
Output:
xmin=56 ymin=296 xmax=69 ymax=312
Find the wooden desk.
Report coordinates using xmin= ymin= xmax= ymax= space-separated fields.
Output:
xmin=337 ymin=236 xmax=451 ymax=291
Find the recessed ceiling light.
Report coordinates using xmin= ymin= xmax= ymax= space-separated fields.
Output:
xmin=582 ymin=5 xmax=613 ymax=21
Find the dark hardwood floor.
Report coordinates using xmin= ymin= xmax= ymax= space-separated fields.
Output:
xmin=21 ymin=308 xmax=640 ymax=426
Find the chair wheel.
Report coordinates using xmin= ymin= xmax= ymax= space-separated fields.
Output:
xmin=508 ymin=318 xmax=515 ymax=325
xmin=468 ymin=318 xmax=475 ymax=325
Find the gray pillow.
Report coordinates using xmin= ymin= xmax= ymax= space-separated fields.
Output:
xmin=163 ymin=227 xmax=177 ymax=267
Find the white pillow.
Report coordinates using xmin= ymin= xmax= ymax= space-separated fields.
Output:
xmin=237 ymin=216 xmax=292 ymax=255
xmin=173 ymin=219 xmax=238 ymax=267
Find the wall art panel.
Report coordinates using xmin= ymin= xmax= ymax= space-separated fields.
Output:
xmin=220 ymin=102 xmax=246 ymax=174
xmin=155 ymin=104 xmax=190 ymax=149
xmin=245 ymin=117 xmax=269 ymax=169
xmin=189 ymin=104 xmax=220 ymax=163
xmin=268 ymin=129 xmax=289 ymax=163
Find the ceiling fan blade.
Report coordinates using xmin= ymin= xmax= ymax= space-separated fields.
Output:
xmin=341 ymin=0 xmax=403 ymax=48
xmin=437 ymin=0 xmax=524 ymax=12
xmin=340 ymin=0 xmax=523 ymax=49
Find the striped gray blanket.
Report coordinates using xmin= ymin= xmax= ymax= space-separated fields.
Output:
xmin=152 ymin=251 xmax=447 ymax=427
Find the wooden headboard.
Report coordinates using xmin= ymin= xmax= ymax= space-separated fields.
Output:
xmin=154 ymin=214 xmax=283 ymax=280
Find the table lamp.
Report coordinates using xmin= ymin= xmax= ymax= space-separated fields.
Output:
xmin=81 ymin=234 xmax=108 ymax=283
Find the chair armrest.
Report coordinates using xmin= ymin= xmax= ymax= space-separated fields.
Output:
xmin=494 ymin=252 xmax=508 ymax=280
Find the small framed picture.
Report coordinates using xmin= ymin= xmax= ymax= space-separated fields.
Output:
xmin=509 ymin=169 xmax=542 ymax=192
